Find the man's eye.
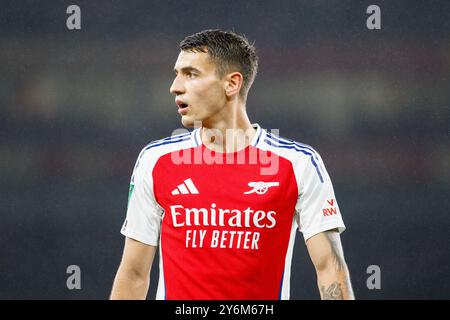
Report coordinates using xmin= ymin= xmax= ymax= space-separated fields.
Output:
xmin=187 ymin=73 xmax=197 ymax=79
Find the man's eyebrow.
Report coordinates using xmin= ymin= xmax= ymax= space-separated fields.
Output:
xmin=173 ymin=66 xmax=201 ymax=74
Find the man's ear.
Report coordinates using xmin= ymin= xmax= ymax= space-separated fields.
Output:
xmin=224 ymin=72 xmax=243 ymax=98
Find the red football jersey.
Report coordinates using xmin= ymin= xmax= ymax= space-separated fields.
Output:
xmin=121 ymin=124 xmax=345 ymax=299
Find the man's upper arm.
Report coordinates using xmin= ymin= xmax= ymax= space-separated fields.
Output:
xmin=306 ymin=228 xmax=345 ymax=272
xmin=305 ymin=229 xmax=354 ymax=299
xmin=120 ymin=237 xmax=157 ymax=277
xmin=111 ymin=237 xmax=157 ymax=299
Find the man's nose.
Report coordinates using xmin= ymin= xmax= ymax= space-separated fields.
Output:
xmin=170 ymin=76 xmax=185 ymax=95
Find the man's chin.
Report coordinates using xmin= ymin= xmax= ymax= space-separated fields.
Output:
xmin=181 ymin=116 xmax=194 ymax=128
xmin=181 ymin=116 xmax=201 ymax=129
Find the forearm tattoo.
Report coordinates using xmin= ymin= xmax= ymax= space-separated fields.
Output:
xmin=318 ymin=230 xmax=355 ymax=299
xmin=321 ymin=282 xmax=344 ymax=300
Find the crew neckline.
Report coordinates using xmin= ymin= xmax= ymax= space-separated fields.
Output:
xmin=191 ymin=123 xmax=264 ymax=154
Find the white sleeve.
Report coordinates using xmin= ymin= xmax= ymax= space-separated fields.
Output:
xmin=120 ymin=149 xmax=163 ymax=246
xmin=295 ymin=152 xmax=346 ymax=242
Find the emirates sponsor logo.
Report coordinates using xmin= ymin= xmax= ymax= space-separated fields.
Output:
xmin=169 ymin=203 xmax=277 ymax=250
xmin=170 ymin=203 xmax=276 ymax=229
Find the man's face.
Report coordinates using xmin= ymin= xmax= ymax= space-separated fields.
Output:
xmin=170 ymin=50 xmax=227 ymax=128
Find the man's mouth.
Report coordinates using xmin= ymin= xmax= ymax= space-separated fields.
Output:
xmin=176 ymin=99 xmax=189 ymax=115
xmin=176 ymin=100 xmax=189 ymax=109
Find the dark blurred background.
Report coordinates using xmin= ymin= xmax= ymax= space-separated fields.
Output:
xmin=0 ymin=0 xmax=449 ymax=299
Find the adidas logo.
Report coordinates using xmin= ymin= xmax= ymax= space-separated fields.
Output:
xmin=171 ymin=178 xmax=199 ymax=195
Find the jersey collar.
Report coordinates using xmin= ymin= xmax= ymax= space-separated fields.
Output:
xmin=191 ymin=123 xmax=265 ymax=148
xmin=250 ymin=123 xmax=265 ymax=147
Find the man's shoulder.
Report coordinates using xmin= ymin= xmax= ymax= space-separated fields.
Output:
xmin=263 ymin=131 xmax=328 ymax=183
xmin=263 ymin=131 xmax=321 ymax=159
xmin=137 ymin=130 xmax=194 ymax=159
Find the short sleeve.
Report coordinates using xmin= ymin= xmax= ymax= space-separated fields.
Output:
xmin=295 ymin=151 xmax=346 ymax=241
xmin=120 ymin=149 xmax=163 ymax=246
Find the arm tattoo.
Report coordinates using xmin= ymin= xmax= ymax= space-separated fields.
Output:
xmin=319 ymin=230 xmax=355 ymax=299
xmin=321 ymin=282 xmax=344 ymax=300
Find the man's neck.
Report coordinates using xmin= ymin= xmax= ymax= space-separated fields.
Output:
xmin=200 ymin=104 xmax=255 ymax=153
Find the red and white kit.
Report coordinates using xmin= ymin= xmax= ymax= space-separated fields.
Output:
xmin=121 ymin=124 xmax=345 ymax=299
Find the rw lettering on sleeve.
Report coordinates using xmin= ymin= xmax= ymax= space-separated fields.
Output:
xmin=322 ymin=199 xmax=338 ymax=216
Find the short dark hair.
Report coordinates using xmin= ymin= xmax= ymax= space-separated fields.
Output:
xmin=179 ymin=29 xmax=258 ymax=100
